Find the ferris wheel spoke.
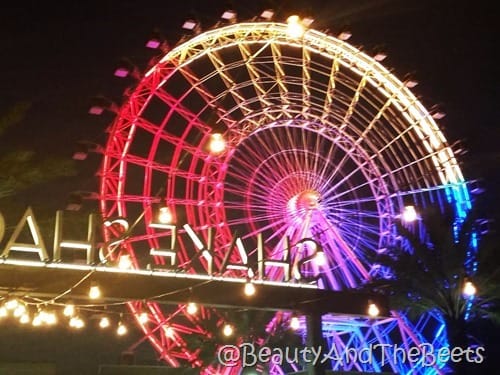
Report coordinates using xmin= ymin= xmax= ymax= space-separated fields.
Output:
xmin=270 ymin=42 xmax=292 ymax=116
xmin=342 ymin=75 xmax=368 ymax=127
xmin=206 ymin=50 xmax=255 ymax=121
xmin=175 ymin=66 xmax=238 ymax=130
xmin=321 ymin=58 xmax=340 ymax=122
xmin=238 ymin=43 xmax=275 ymax=120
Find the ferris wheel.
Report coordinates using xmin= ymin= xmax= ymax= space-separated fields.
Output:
xmin=97 ymin=11 xmax=471 ymax=374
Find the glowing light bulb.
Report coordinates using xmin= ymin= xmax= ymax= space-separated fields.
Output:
xmin=70 ymin=316 xmax=85 ymax=329
xmin=63 ymin=304 xmax=75 ymax=317
xmin=138 ymin=312 xmax=149 ymax=324
xmin=13 ymin=304 xmax=26 ymax=318
xmin=244 ymin=282 xmax=256 ymax=297
xmin=89 ymin=284 xmax=101 ymax=299
xmin=5 ymin=298 xmax=19 ymax=310
xmin=0 ymin=306 xmax=8 ymax=318
xmin=209 ymin=133 xmax=226 ymax=154
xmin=401 ymin=205 xmax=418 ymax=223
xmin=164 ymin=326 xmax=175 ymax=338
xmin=118 ymin=254 xmax=133 ymax=269
xmin=368 ymin=302 xmax=380 ymax=317
xmin=286 ymin=15 xmax=305 ymax=38
xmin=463 ymin=281 xmax=476 ymax=297
xmin=19 ymin=313 xmax=30 ymax=324
xmin=314 ymin=250 xmax=327 ymax=266
xmin=290 ymin=315 xmax=300 ymax=330
xmin=186 ymin=302 xmax=198 ymax=315
xmin=45 ymin=311 xmax=57 ymax=325
xmin=222 ymin=324 xmax=234 ymax=337
xmin=99 ymin=316 xmax=110 ymax=328
xmin=32 ymin=315 xmax=43 ymax=327
xmin=117 ymin=323 xmax=128 ymax=336
xmin=158 ymin=206 xmax=173 ymax=224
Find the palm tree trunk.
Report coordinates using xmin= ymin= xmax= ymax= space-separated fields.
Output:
xmin=445 ymin=317 xmax=468 ymax=374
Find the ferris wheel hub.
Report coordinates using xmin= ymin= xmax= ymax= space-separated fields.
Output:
xmin=288 ymin=190 xmax=321 ymax=215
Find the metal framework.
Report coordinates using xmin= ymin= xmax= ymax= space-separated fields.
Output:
xmin=98 ymin=20 xmax=471 ymax=374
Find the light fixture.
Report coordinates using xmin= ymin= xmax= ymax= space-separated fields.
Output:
xmin=63 ymin=303 xmax=75 ymax=317
xmin=221 ymin=10 xmax=237 ymax=23
xmin=289 ymin=314 xmax=300 ymax=330
xmin=244 ymin=281 xmax=256 ymax=297
xmin=89 ymin=283 xmax=101 ymax=299
xmin=182 ymin=19 xmax=200 ymax=33
xmin=164 ymin=326 xmax=175 ymax=338
xmin=404 ymin=74 xmax=418 ymax=88
xmin=0 ymin=306 xmax=8 ymax=318
xmin=88 ymin=96 xmax=118 ymax=116
xmin=462 ymin=280 xmax=477 ymax=297
xmin=209 ymin=133 xmax=226 ymax=154
xmin=367 ymin=301 xmax=380 ymax=317
xmin=19 ymin=313 xmax=30 ymax=324
xmin=401 ymin=205 xmax=418 ymax=223
xmin=5 ymin=298 xmax=19 ymax=310
xmin=138 ymin=312 xmax=149 ymax=324
xmin=314 ymin=249 xmax=327 ymax=266
xmin=186 ymin=302 xmax=198 ymax=315
xmin=260 ymin=9 xmax=274 ymax=20
xmin=117 ymin=322 xmax=128 ymax=336
xmin=70 ymin=316 xmax=85 ymax=329
xmin=118 ymin=254 xmax=133 ymax=269
xmin=286 ymin=15 xmax=305 ymax=38
xmin=99 ymin=316 xmax=111 ymax=328
xmin=338 ymin=27 xmax=352 ymax=41
xmin=32 ymin=314 xmax=43 ymax=327
xmin=158 ymin=206 xmax=173 ymax=224
xmin=430 ymin=104 xmax=446 ymax=119
xmin=113 ymin=58 xmax=141 ymax=79
xmin=222 ymin=323 xmax=234 ymax=337
xmin=13 ymin=304 xmax=26 ymax=318
xmin=373 ymin=49 xmax=387 ymax=62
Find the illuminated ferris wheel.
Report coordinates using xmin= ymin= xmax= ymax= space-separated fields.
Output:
xmin=97 ymin=11 xmax=471 ymax=374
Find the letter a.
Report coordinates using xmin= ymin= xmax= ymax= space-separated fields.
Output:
xmin=1 ymin=207 xmax=49 ymax=261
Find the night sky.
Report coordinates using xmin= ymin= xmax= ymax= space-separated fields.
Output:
xmin=1 ymin=0 xmax=498 ymax=373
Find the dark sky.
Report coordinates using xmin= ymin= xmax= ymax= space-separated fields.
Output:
xmin=1 ymin=0 xmax=498 ymax=208
xmin=1 ymin=0 xmax=499 ymax=373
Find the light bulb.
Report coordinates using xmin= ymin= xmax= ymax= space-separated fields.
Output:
xmin=13 ymin=304 xmax=26 ymax=318
xmin=0 ymin=306 xmax=8 ymax=318
xmin=314 ymin=250 xmax=327 ymax=266
xmin=19 ymin=313 xmax=30 ymax=324
xmin=5 ymin=298 xmax=19 ymax=310
xmin=138 ymin=312 xmax=149 ymax=324
xmin=222 ymin=323 xmax=234 ymax=337
xmin=118 ymin=254 xmax=133 ymax=269
xmin=244 ymin=282 xmax=256 ymax=296
xmin=209 ymin=133 xmax=226 ymax=154
xmin=290 ymin=315 xmax=300 ymax=330
xmin=99 ymin=316 xmax=110 ymax=328
xmin=158 ymin=206 xmax=173 ymax=224
xmin=117 ymin=323 xmax=128 ymax=336
xmin=401 ymin=205 xmax=418 ymax=223
xmin=367 ymin=302 xmax=380 ymax=317
xmin=286 ymin=15 xmax=305 ymax=38
xmin=186 ymin=302 xmax=198 ymax=315
xmin=164 ymin=326 xmax=175 ymax=338
xmin=63 ymin=304 xmax=75 ymax=317
xmin=89 ymin=284 xmax=101 ymax=299
xmin=463 ymin=281 xmax=477 ymax=297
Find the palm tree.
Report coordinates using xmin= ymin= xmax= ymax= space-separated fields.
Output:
xmin=0 ymin=102 xmax=76 ymax=199
xmin=363 ymin=204 xmax=500 ymax=373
